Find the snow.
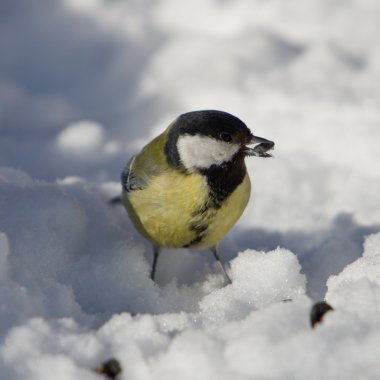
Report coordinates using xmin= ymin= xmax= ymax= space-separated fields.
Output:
xmin=1 ymin=0 xmax=380 ymax=379
xmin=56 ymin=121 xmax=105 ymax=155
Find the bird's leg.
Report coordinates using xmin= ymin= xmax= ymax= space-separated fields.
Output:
xmin=150 ymin=245 xmax=160 ymax=281
xmin=210 ymin=246 xmax=232 ymax=284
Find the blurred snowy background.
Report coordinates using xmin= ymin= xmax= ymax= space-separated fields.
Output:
xmin=1 ymin=0 xmax=380 ymax=379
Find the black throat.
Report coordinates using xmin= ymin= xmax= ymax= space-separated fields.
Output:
xmin=164 ymin=123 xmax=248 ymax=205
xmin=199 ymin=155 xmax=247 ymax=207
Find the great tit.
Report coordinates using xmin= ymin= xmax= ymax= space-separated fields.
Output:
xmin=120 ymin=110 xmax=274 ymax=283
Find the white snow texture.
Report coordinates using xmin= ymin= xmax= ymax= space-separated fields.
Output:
xmin=1 ymin=0 xmax=380 ymax=379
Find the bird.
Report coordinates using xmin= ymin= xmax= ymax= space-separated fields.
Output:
xmin=119 ymin=110 xmax=274 ymax=283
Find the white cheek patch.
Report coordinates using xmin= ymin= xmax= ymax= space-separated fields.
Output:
xmin=177 ymin=134 xmax=240 ymax=171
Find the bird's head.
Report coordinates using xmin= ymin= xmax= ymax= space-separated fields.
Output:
xmin=165 ymin=110 xmax=274 ymax=172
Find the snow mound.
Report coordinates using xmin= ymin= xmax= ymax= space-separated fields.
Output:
xmin=200 ymin=248 xmax=306 ymax=323
xmin=326 ymin=233 xmax=380 ymax=321
xmin=56 ymin=121 xmax=105 ymax=155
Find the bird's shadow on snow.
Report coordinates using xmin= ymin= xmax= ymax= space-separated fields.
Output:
xmin=221 ymin=213 xmax=380 ymax=300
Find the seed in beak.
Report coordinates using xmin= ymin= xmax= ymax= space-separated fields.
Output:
xmin=244 ymin=135 xmax=275 ymax=157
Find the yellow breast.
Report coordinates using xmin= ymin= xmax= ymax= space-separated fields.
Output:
xmin=123 ymin=169 xmax=251 ymax=249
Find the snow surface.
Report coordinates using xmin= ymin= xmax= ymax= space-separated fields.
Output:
xmin=1 ymin=0 xmax=380 ymax=379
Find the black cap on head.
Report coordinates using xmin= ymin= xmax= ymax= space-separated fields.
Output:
xmin=175 ymin=110 xmax=253 ymax=144
xmin=165 ymin=110 xmax=253 ymax=168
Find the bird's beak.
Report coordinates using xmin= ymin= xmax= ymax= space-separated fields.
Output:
xmin=243 ymin=135 xmax=275 ymax=158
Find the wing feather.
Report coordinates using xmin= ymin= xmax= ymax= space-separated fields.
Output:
xmin=121 ymin=132 xmax=168 ymax=193
xmin=121 ymin=156 xmax=147 ymax=192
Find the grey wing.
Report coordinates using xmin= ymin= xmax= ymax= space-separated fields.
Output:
xmin=121 ymin=156 xmax=147 ymax=192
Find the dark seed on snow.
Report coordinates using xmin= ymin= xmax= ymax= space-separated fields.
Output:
xmin=310 ymin=301 xmax=334 ymax=328
xmin=94 ymin=358 xmax=122 ymax=380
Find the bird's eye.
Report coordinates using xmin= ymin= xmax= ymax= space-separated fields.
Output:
xmin=220 ymin=132 xmax=232 ymax=142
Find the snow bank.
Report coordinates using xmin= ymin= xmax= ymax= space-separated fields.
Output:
xmin=0 ymin=168 xmax=380 ymax=379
